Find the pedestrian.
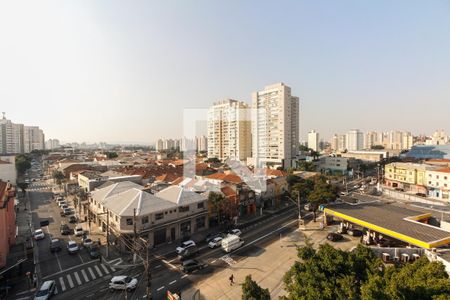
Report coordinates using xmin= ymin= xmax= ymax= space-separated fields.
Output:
xmin=229 ymin=274 xmax=234 ymax=286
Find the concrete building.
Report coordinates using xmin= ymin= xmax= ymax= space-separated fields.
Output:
xmin=330 ymin=134 xmax=339 ymax=152
xmin=207 ymin=99 xmax=251 ymax=162
xmin=307 ymin=130 xmax=319 ymax=152
xmin=364 ymin=131 xmax=379 ymax=150
xmin=0 ymin=181 xmax=16 ymax=267
xmin=0 ymin=156 xmax=17 ymax=185
xmin=196 ymin=135 xmax=207 ymax=152
xmin=427 ymin=130 xmax=449 ymax=145
xmin=346 ymin=129 xmax=364 ymax=151
xmin=88 ymin=182 xmax=208 ymax=248
xmin=0 ymin=115 xmax=24 ymax=155
xmin=24 ymin=126 xmax=45 ymax=153
xmin=155 ymin=139 xmax=164 ymax=151
xmin=250 ymin=83 xmax=299 ymax=169
xmin=384 ymin=162 xmax=438 ymax=194
xmin=338 ymin=134 xmax=347 ymax=152
xmin=78 ymin=170 xmax=143 ymax=192
xmin=341 ymin=150 xmax=388 ymax=162
xmin=318 ymin=156 xmax=349 ymax=174
xmin=426 ymin=168 xmax=450 ymax=199
xmin=405 ymin=145 xmax=450 ymax=160
xmin=45 ymin=139 xmax=60 ymax=150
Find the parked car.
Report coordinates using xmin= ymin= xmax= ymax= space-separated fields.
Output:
xmin=109 ymin=276 xmax=138 ymax=292
xmin=176 ymin=240 xmax=196 ymax=254
xmin=63 ymin=208 xmax=73 ymax=215
xmin=57 ymin=200 xmax=67 ymax=207
xmin=304 ymin=203 xmax=312 ymax=211
xmin=68 ymin=215 xmax=77 ymax=223
xmin=347 ymin=229 xmax=363 ymax=237
xmin=180 ymin=259 xmax=206 ymax=273
xmin=34 ymin=280 xmax=56 ymax=300
xmin=50 ymin=239 xmax=62 ymax=253
xmin=327 ymin=232 xmax=343 ymax=242
xmin=60 ymin=204 xmax=69 ymax=210
xmin=208 ymin=237 xmax=223 ymax=248
xmin=34 ymin=229 xmax=45 ymax=240
xmin=60 ymin=224 xmax=71 ymax=235
xmin=416 ymin=192 xmax=427 ymax=197
xmin=83 ymin=237 xmax=93 ymax=247
xmin=74 ymin=226 xmax=84 ymax=237
xmin=395 ymin=187 xmax=405 ymax=192
xmin=228 ymin=229 xmax=242 ymax=236
xmin=89 ymin=243 xmax=101 ymax=259
xmin=67 ymin=241 xmax=79 ymax=254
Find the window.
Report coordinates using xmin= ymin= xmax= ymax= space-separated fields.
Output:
xmin=115 ymin=215 xmax=118 ymax=222
xmin=196 ymin=216 xmax=205 ymax=229
xmin=155 ymin=213 xmax=164 ymax=220
xmin=429 ymin=181 xmax=432 ymax=185
xmin=179 ymin=206 xmax=189 ymax=213
xmin=437 ymin=175 xmax=440 ymax=179
xmin=142 ymin=216 xmax=149 ymax=224
xmin=126 ymin=218 xmax=133 ymax=225
xmin=197 ymin=202 xmax=204 ymax=209
xmin=445 ymin=176 xmax=448 ymax=180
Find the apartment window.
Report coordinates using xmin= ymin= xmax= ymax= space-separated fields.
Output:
xmin=429 ymin=181 xmax=432 ymax=185
xmin=155 ymin=213 xmax=164 ymax=220
xmin=445 ymin=176 xmax=448 ymax=180
xmin=115 ymin=215 xmax=118 ymax=222
xmin=445 ymin=184 xmax=448 ymax=188
xmin=437 ymin=175 xmax=440 ymax=179
xmin=179 ymin=206 xmax=189 ymax=213
xmin=142 ymin=216 xmax=149 ymax=224
xmin=429 ymin=174 xmax=432 ymax=177
xmin=197 ymin=202 xmax=204 ymax=209
xmin=126 ymin=218 xmax=133 ymax=225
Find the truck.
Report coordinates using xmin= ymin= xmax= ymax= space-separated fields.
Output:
xmin=221 ymin=234 xmax=244 ymax=253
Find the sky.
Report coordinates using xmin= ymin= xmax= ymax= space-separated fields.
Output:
xmin=1 ymin=1 xmax=449 ymax=144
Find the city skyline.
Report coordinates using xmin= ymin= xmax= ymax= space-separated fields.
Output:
xmin=1 ymin=1 xmax=450 ymax=144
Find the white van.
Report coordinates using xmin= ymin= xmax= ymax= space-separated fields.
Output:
xmin=221 ymin=234 xmax=244 ymax=253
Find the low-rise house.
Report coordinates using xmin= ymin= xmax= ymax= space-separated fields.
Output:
xmin=88 ymin=182 xmax=208 ymax=248
xmin=384 ymin=162 xmax=438 ymax=194
xmin=78 ymin=170 xmax=142 ymax=192
xmin=426 ymin=168 xmax=450 ymax=199
xmin=0 ymin=181 xmax=16 ymax=267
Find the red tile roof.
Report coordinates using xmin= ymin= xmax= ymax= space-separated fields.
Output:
xmin=436 ymin=168 xmax=450 ymax=174
xmin=205 ymin=173 xmax=227 ymax=180
xmin=221 ymin=186 xmax=236 ymax=198
xmin=0 ymin=160 xmax=11 ymax=164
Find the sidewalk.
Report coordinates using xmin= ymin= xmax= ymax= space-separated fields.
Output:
xmin=192 ymin=221 xmax=359 ymax=299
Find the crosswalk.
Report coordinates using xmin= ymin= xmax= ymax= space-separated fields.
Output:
xmin=51 ymin=263 xmax=116 ymax=294
xmin=28 ymin=183 xmax=53 ymax=191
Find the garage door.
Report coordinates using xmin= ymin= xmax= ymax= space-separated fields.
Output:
xmin=154 ymin=228 xmax=166 ymax=245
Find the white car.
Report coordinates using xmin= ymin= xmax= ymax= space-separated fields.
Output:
xmin=34 ymin=280 xmax=56 ymax=300
xmin=176 ymin=240 xmax=196 ymax=254
xmin=229 ymin=229 xmax=242 ymax=236
xmin=67 ymin=241 xmax=79 ymax=253
xmin=109 ymin=276 xmax=138 ymax=292
xmin=74 ymin=226 xmax=84 ymax=237
xmin=83 ymin=237 xmax=93 ymax=247
xmin=208 ymin=237 xmax=223 ymax=248
xmin=34 ymin=229 xmax=45 ymax=240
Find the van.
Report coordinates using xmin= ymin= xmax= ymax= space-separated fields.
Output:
xmin=221 ymin=234 xmax=244 ymax=253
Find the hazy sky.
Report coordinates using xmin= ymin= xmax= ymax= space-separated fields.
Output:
xmin=1 ymin=1 xmax=449 ymax=144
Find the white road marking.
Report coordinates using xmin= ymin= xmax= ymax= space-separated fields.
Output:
xmin=155 ymin=264 xmax=162 ymax=269
xmin=66 ymin=274 xmax=74 ymax=288
xmin=94 ymin=265 xmax=103 ymax=277
xmin=211 ymin=260 xmax=217 ymax=264
xmin=181 ymin=274 xmax=188 ymax=279
xmin=88 ymin=267 xmax=96 ymax=279
xmin=59 ymin=277 xmax=66 ymax=291
xmin=42 ymin=259 xmax=98 ymax=279
xmin=74 ymin=271 xmax=82 ymax=285
xmin=100 ymin=264 xmax=109 ymax=274
xmin=81 ymin=269 xmax=89 ymax=282
xmin=55 ymin=252 xmax=62 ymax=272
xmin=162 ymin=259 xmax=178 ymax=270
xmin=157 ymin=286 xmax=165 ymax=291
xmin=169 ymin=280 xmax=176 ymax=285
xmin=78 ymin=252 xmax=85 ymax=264
xmin=54 ymin=285 xmax=58 ymax=294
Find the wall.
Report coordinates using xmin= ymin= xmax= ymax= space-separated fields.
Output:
xmin=0 ymin=156 xmax=17 ymax=185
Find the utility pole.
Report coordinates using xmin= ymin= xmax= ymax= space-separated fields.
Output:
xmin=297 ymin=193 xmax=302 ymax=224
xmin=133 ymin=208 xmax=137 ymax=263
xmin=146 ymin=241 xmax=151 ymax=300
xmin=106 ymin=209 xmax=109 ymax=258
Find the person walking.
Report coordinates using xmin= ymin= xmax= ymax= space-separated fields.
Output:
xmin=229 ymin=274 xmax=234 ymax=286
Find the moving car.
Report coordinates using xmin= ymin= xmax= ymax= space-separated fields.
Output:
xmin=83 ymin=237 xmax=93 ymax=247
xmin=50 ymin=239 xmax=62 ymax=253
xmin=327 ymin=232 xmax=343 ymax=242
xmin=228 ymin=229 xmax=242 ymax=236
xmin=89 ymin=243 xmax=101 ymax=259
xmin=109 ymin=276 xmax=138 ymax=292
xmin=205 ymin=232 xmax=222 ymax=243
xmin=67 ymin=241 xmax=79 ymax=253
xmin=34 ymin=280 xmax=56 ymax=300
xmin=176 ymin=240 xmax=196 ymax=254
xmin=221 ymin=234 xmax=244 ymax=253
xmin=60 ymin=224 xmax=71 ymax=235
xmin=178 ymin=245 xmax=199 ymax=260
xmin=34 ymin=229 xmax=45 ymax=240
xmin=74 ymin=226 xmax=84 ymax=236
xmin=180 ymin=259 xmax=206 ymax=273
xmin=208 ymin=237 xmax=223 ymax=248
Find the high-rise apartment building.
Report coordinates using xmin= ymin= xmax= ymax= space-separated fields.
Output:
xmin=155 ymin=139 xmax=164 ymax=151
xmin=308 ymin=130 xmax=319 ymax=152
xmin=346 ymin=129 xmax=364 ymax=151
xmin=330 ymin=134 xmax=339 ymax=151
xmin=45 ymin=139 xmax=60 ymax=150
xmin=0 ymin=114 xmax=28 ymax=154
xmin=364 ymin=131 xmax=379 ymax=149
xmin=338 ymin=134 xmax=347 ymax=152
xmin=251 ymin=83 xmax=299 ymax=168
xmin=207 ymin=99 xmax=251 ymax=161
xmin=196 ymin=135 xmax=207 ymax=152
xmin=23 ymin=126 xmax=45 ymax=153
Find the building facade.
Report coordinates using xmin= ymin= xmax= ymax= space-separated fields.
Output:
xmin=308 ymin=130 xmax=319 ymax=152
xmin=0 ymin=181 xmax=16 ymax=267
xmin=207 ymin=99 xmax=251 ymax=162
xmin=346 ymin=129 xmax=364 ymax=151
xmin=250 ymin=83 xmax=299 ymax=168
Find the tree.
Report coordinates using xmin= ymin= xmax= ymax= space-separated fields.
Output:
xmin=291 ymin=178 xmax=315 ymax=201
xmin=52 ymin=170 xmax=65 ymax=185
xmin=297 ymin=161 xmax=316 ymax=172
xmin=105 ymin=151 xmax=118 ymax=159
xmin=208 ymin=191 xmax=226 ymax=225
xmin=17 ymin=182 xmax=29 ymax=194
xmin=15 ymin=154 xmax=31 ymax=175
xmin=242 ymin=275 xmax=270 ymax=300
xmin=283 ymin=243 xmax=450 ymax=300
xmin=205 ymin=157 xmax=221 ymax=164
xmin=307 ymin=179 xmax=337 ymax=222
